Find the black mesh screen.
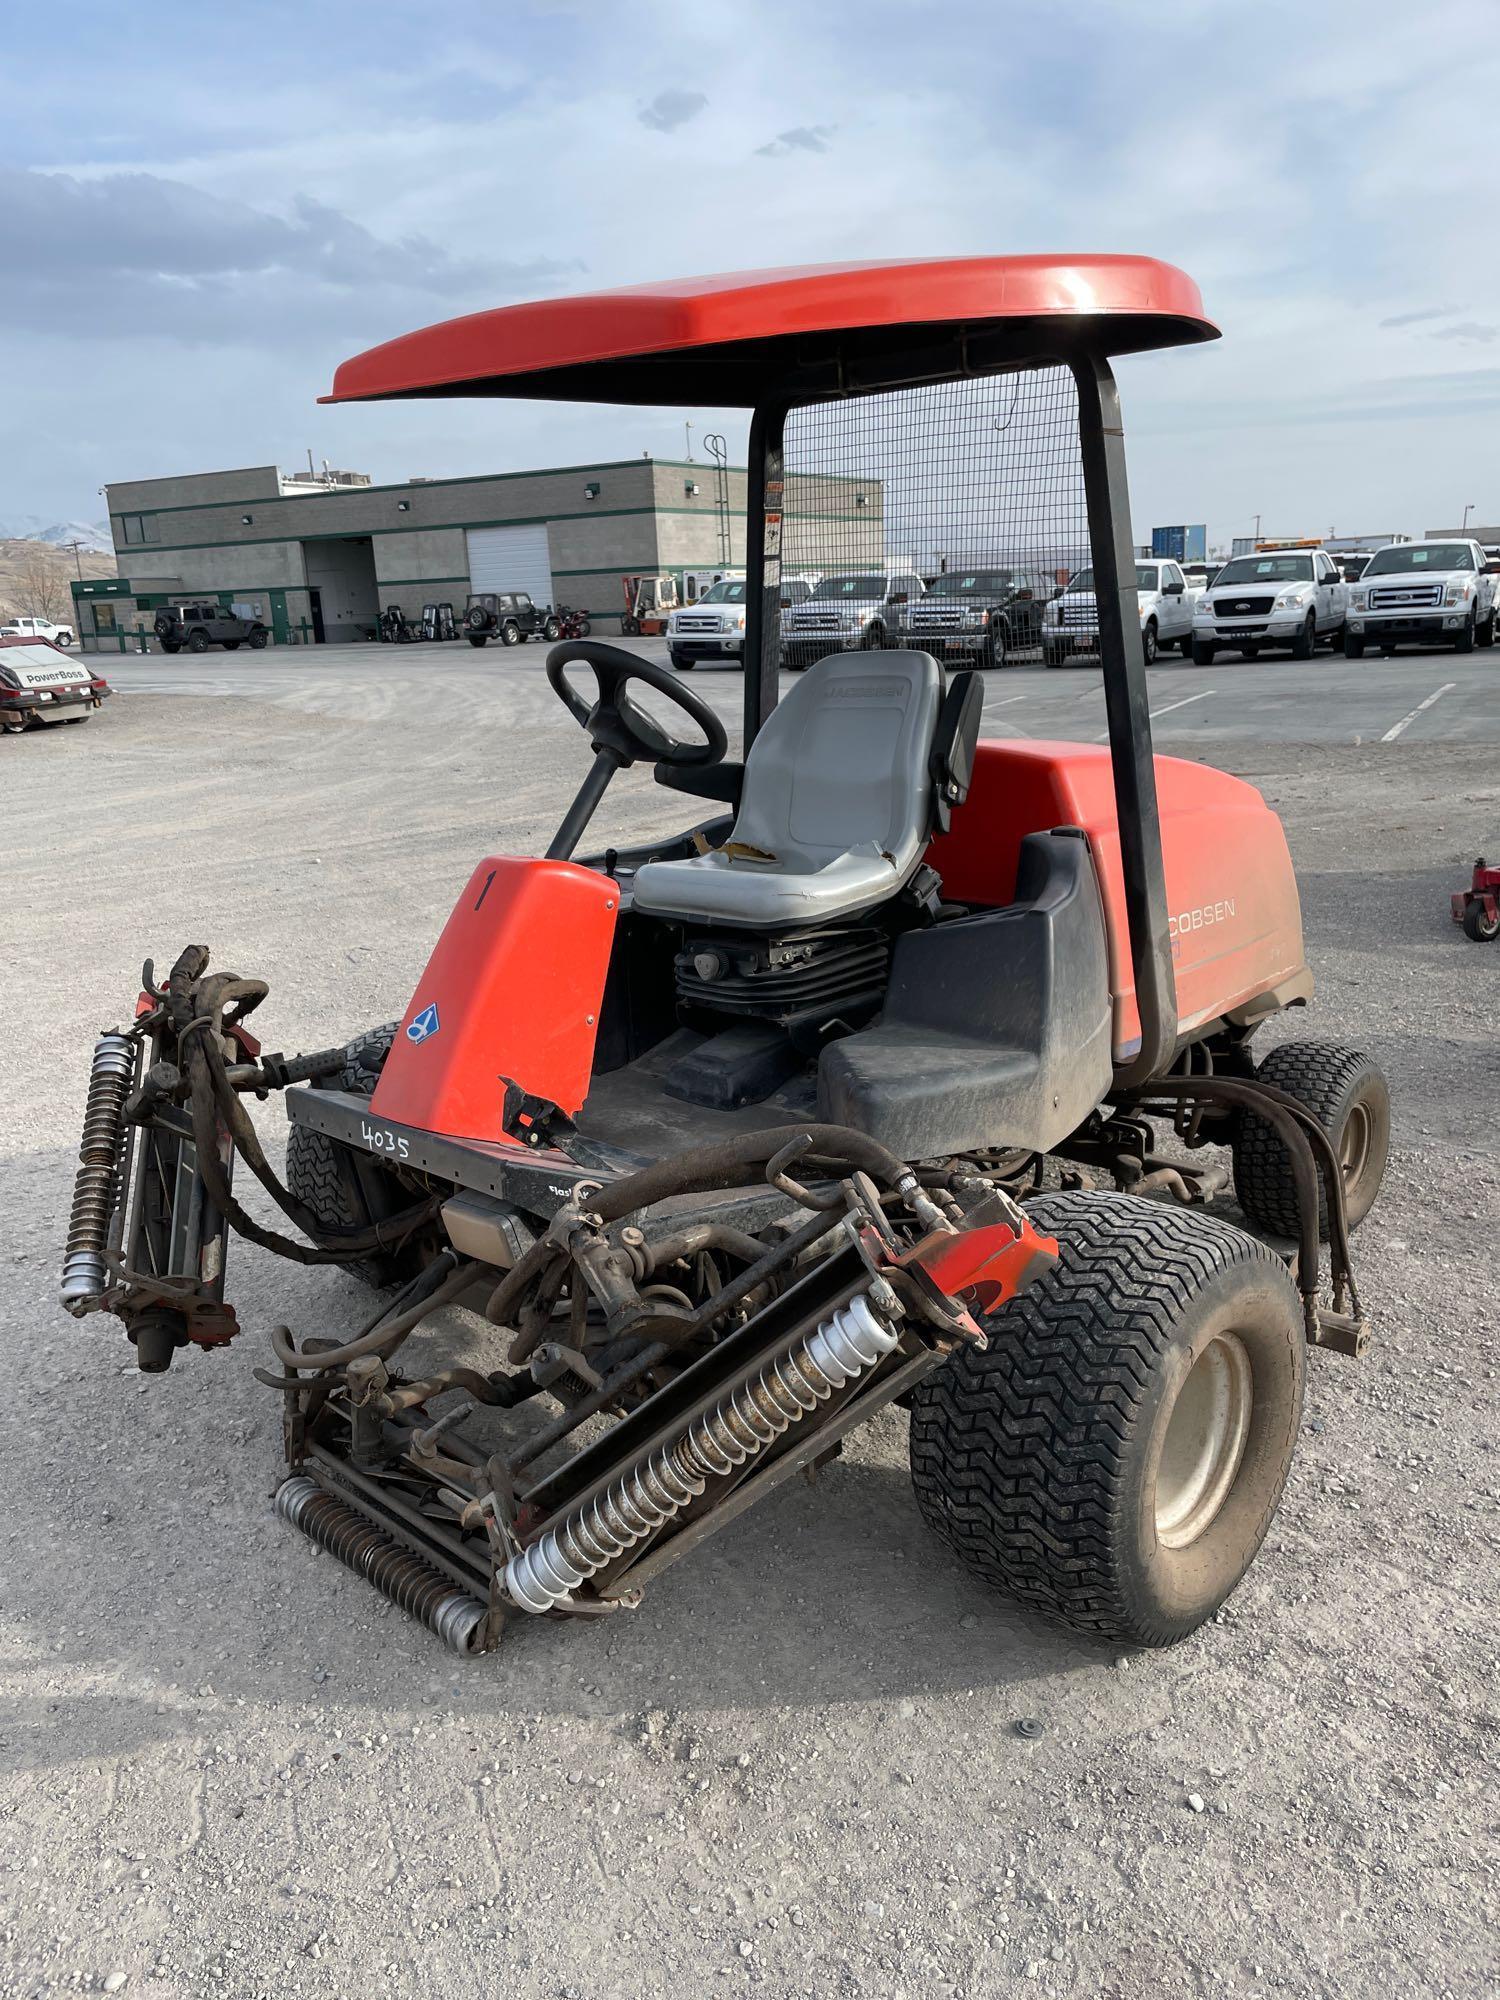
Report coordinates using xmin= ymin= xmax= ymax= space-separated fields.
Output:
xmin=772 ymin=365 xmax=1092 ymax=668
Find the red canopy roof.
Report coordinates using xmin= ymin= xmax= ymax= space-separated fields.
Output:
xmin=323 ymin=255 xmax=1216 ymax=408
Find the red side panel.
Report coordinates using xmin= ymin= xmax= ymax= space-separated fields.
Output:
xmin=371 ymin=858 xmax=619 ymax=1143
xmin=927 ymin=742 xmax=1307 ymax=1059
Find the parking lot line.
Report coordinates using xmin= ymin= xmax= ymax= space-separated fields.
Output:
xmin=1380 ymin=681 xmax=1457 ymax=743
xmin=1149 ymin=690 xmax=1214 ymax=721
xmin=1095 ymin=688 xmax=1212 ymax=742
xmin=983 ymin=694 xmax=1029 ymax=708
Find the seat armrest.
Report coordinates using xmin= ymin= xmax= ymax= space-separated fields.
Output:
xmin=654 ymin=760 xmax=745 ymax=806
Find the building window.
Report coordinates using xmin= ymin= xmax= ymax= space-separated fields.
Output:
xmin=119 ymin=513 xmax=160 ymax=545
xmin=93 ymin=604 xmax=119 ymax=633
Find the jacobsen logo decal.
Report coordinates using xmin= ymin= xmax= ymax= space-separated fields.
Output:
xmin=1168 ymin=900 xmax=1237 ymax=938
xmin=406 ymin=1002 xmax=441 ymax=1044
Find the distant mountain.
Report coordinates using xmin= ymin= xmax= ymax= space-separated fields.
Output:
xmin=0 ymin=515 xmax=113 ymax=554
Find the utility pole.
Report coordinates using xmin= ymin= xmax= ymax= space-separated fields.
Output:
xmin=62 ymin=539 xmax=87 ymax=579
xmin=1253 ymin=513 xmax=1261 ymax=543
xmin=1462 ymin=502 xmax=1474 ymax=530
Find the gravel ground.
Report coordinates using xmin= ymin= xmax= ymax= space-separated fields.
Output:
xmin=2 ymin=674 xmax=1497 ymax=2000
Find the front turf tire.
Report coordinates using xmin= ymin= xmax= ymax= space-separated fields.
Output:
xmin=284 ymin=1023 xmax=422 ymax=1287
xmin=908 ymin=1191 xmax=1305 ymax=1648
xmin=1232 ymin=1042 xmax=1391 ymax=1238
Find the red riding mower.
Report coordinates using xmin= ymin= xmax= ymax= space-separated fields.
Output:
xmin=1452 ymin=856 xmax=1499 ymax=941
xmin=62 ymin=259 xmax=1391 ymax=1655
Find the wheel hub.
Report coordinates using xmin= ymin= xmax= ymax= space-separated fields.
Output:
xmin=1339 ymin=1101 xmax=1372 ymax=1185
xmin=1155 ymin=1331 xmax=1253 ymax=1548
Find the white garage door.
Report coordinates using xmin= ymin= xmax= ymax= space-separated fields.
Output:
xmin=467 ymin=524 xmax=554 ymax=605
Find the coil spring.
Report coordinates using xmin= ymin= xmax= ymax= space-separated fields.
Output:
xmin=504 ymin=1292 xmax=899 ymax=1614
xmin=276 ymin=1476 xmax=489 ymax=1654
xmin=60 ymin=1032 xmax=135 ymax=1316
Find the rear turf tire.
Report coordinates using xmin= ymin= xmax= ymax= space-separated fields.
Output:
xmin=284 ymin=1023 xmax=420 ymax=1287
xmin=908 ymin=1191 xmax=1305 ymax=1648
xmin=1232 ymin=1042 xmax=1391 ymax=1238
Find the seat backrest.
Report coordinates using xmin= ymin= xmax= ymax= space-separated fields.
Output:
xmin=731 ymin=651 xmax=944 ymax=866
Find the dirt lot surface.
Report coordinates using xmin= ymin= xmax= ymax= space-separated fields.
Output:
xmin=3 ymin=659 xmax=1497 ymax=2000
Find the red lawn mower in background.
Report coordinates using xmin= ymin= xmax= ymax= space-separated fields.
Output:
xmin=62 ymin=258 xmax=1391 ymax=1657
xmin=1452 ymin=857 xmax=1499 ymax=941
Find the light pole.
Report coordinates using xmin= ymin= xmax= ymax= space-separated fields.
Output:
xmin=1462 ymin=503 xmax=1475 ymax=531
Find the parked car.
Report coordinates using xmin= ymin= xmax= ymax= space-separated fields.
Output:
xmin=0 ymin=636 xmax=111 ymax=731
xmin=780 ymin=570 xmax=925 ymax=669
xmin=464 ymin=591 xmax=560 ymax=648
xmin=1343 ymin=539 xmax=1499 ymax=657
xmin=1041 ymin=558 xmax=1194 ymax=666
xmin=0 ymin=613 xmax=75 ymax=647
xmin=1191 ymin=548 xmax=1346 ymax=663
xmin=899 ymin=566 xmax=1054 ymax=668
xmin=667 ymin=576 xmax=816 ymax=669
xmin=154 ymin=602 xmax=268 ymax=654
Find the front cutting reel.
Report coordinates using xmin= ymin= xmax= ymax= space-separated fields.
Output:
xmin=63 ymin=948 xmax=1056 ymax=1653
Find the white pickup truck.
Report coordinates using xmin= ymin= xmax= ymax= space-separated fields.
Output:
xmin=1041 ymin=557 xmax=1194 ymax=666
xmin=0 ymin=613 xmax=76 ymax=647
xmin=1343 ymin=539 xmax=1499 ymax=657
xmin=1191 ymin=548 xmax=1345 ymax=663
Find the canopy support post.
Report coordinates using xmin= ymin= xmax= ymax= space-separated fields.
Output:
xmin=743 ymin=400 xmax=787 ymax=752
xmin=1070 ymin=352 xmax=1178 ymax=1085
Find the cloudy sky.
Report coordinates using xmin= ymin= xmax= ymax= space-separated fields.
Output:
xmin=5 ymin=0 xmax=1499 ymax=543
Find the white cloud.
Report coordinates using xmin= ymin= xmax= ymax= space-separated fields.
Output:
xmin=5 ymin=0 xmax=1500 ymax=540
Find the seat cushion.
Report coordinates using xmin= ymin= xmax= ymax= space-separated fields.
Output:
xmin=632 ymin=840 xmax=904 ymax=927
xmin=634 ymin=650 xmax=942 ymax=928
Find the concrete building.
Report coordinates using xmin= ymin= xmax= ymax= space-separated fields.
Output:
xmin=72 ymin=458 xmax=757 ymax=651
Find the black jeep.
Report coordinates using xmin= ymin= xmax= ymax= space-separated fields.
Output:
xmin=154 ymin=602 xmax=269 ymax=655
xmin=463 ymin=592 xmax=561 ymax=648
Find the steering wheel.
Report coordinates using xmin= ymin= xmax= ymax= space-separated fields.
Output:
xmin=546 ymin=641 xmax=728 ymax=770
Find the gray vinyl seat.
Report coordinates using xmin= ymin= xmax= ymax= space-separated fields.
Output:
xmin=632 ymin=650 xmax=944 ymax=928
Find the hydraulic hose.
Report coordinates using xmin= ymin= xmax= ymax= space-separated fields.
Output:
xmin=269 ymin=1254 xmax=477 ymax=1374
xmin=163 ymin=949 xmax=438 ymax=1266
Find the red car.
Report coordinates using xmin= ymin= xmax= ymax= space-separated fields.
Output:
xmin=0 ymin=635 xmax=111 ymax=733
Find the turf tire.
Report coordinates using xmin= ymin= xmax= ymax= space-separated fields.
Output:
xmin=1232 ymin=1041 xmax=1390 ymax=1238
xmin=284 ymin=1023 xmax=417 ymax=1287
xmin=908 ymin=1191 xmax=1305 ymax=1648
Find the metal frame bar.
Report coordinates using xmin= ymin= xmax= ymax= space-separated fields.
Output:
xmin=742 ymin=399 xmax=787 ymax=752
xmin=1069 ymin=351 xmax=1178 ymax=1083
